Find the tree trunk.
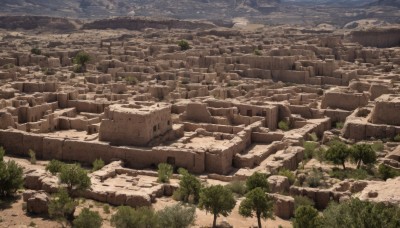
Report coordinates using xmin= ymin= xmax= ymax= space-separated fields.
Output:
xmin=257 ymin=213 xmax=262 ymax=228
xmin=357 ymin=160 xmax=361 ymax=169
xmin=342 ymin=162 xmax=346 ymax=170
xmin=213 ymin=214 xmax=217 ymax=228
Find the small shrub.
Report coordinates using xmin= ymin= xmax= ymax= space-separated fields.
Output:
xmin=371 ymin=141 xmax=384 ymax=152
xmin=336 ymin=122 xmax=344 ymax=129
xmin=157 ymin=163 xmax=173 ymax=183
xmin=177 ymin=168 xmax=202 ymax=203
xmin=226 ymin=181 xmax=247 ymax=196
xmin=48 ymin=188 xmax=77 ymax=223
xmin=278 ymin=120 xmax=290 ymax=131
xmin=294 ymin=195 xmax=315 ymax=210
xmin=29 ymin=221 xmax=36 ymax=227
xmin=28 ymin=150 xmax=36 ymax=165
xmin=394 ymin=134 xmax=400 ymax=142
xmin=92 ymin=158 xmax=104 ymax=172
xmin=293 ymin=205 xmax=320 ymax=228
xmin=59 ymin=164 xmax=91 ymax=195
xmin=254 ymin=49 xmax=262 ymax=56
xmin=111 ymin=206 xmax=158 ymax=228
xmin=306 ymin=168 xmax=323 ymax=188
xmin=278 ymin=168 xmax=295 ymax=185
xmin=378 ymin=164 xmax=400 ymax=180
xmin=103 ymin=205 xmax=110 ymax=214
xmin=31 ymin=48 xmax=42 ymax=55
xmin=0 ymin=160 xmax=24 ymax=196
xmin=330 ymin=168 xmax=369 ymax=180
xmin=178 ymin=40 xmax=190 ymax=51
xmin=303 ymin=141 xmax=318 ymax=160
xmin=308 ymin=132 xmax=318 ymax=142
xmin=73 ymin=208 xmax=102 ymax=228
xmin=46 ymin=160 xmax=65 ymax=175
xmin=157 ymin=203 xmax=196 ymax=228
xmin=125 ymin=76 xmax=138 ymax=85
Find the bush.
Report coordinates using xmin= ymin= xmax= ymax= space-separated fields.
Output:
xmin=157 ymin=163 xmax=173 ymax=183
xmin=226 ymin=181 xmax=247 ymax=196
xmin=394 ymin=134 xmax=400 ymax=142
xmin=157 ymin=203 xmax=196 ymax=228
xmin=293 ymin=205 xmax=320 ymax=228
xmin=59 ymin=164 xmax=91 ymax=195
xmin=303 ymin=141 xmax=318 ymax=160
xmin=48 ymin=188 xmax=77 ymax=223
xmin=254 ymin=49 xmax=262 ymax=56
xmin=73 ymin=208 xmax=102 ymax=228
xmin=125 ymin=76 xmax=138 ymax=85
xmin=305 ymin=168 xmax=323 ymax=188
xmin=111 ymin=206 xmax=158 ymax=228
xmin=46 ymin=160 xmax=65 ymax=175
xmin=308 ymin=132 xmax=318 ymax=142
xmin=371 ymin=141 xmax=384 ymax=152
xmin=177 ymin=168 xmax=202 ymax=203
xmin=336 ymin=122 xmax=344 ymax=129
xmin=330 ymin=168 xmax=369 ymax=180
xmin=31 ymin=48 xmax=42 ymax=55
xmin=278 ymin=168 xmax=295 ymax=185
xmin=378 ymin=164 xmax=400 ymax=180
xmin=0 ymin=160 xmax=24 ymax=197
xmin=320 ymin=198 xmax=400 ymax=228
xmin=294 ymin=195 xmax=315 ymax=210
xmin=92 ymin=159 xmax=104 ymax=172
xmin=28 ymin=150 xmax=36 ymax=165
xmin=278 ymin=120 xmax=290 ymax=131
xmin=103 ymin=205 xmax=110 ymax=214
xmin=178 ymin=40 xmax=190 ymax=51
xmin=246 ymin=172 xmax=269 ymax=192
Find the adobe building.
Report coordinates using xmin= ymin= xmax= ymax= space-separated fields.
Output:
xmin=99 ymin=102 xmax=172 ymax=146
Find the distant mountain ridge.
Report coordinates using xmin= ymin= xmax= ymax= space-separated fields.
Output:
xmin=0 ymin=0 xmax=395 ymax=19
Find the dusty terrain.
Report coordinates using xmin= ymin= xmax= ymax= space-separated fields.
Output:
xmin=0 ymin=3 xmax=399 ymax=227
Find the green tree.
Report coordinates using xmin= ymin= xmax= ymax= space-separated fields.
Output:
xmin=177 ymin=168 xmax=202 ymax=203
xmin=48 ymin=188 xmax=78 ymax=224
xmin=73 ymin=208 xmax=102 ymax=228
xmin=157 ymin=203 xmax=196 ymax=228
xmin=325 ymin=141 xmax=351 ymax=169
xmin=0 ymin=160 xmax=24 ymax=197
xmin=350 ymin=144 xmax=376 ymax=169
xmin=321 ymin=198 xmax=400 ymax=228
xmin=110 ymin=206 xmax=158 ymax=228
xmin=73 ymin=51 xmax=91 ymax=72
xmin=46 ymin=160 xmax=65 ymax=175
xmin=92 ymin=158 xmax=105 ymax=172
xmin=59 ymin=164 xmax=91 ymax=195
xmin=293 ymin=205 xmax=320 ymax=228
xmin=198 ymin=185 xmax=236 ymax=228
xmin=178 ymin=40 xmax=190 ymax=51
xmin=157 ymin=163 xmax=173 ymax=183
xmin=239 ymin=188 xmax=274 ymax=228
xmin=246 ymin=172 xmax=269 ymax=192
